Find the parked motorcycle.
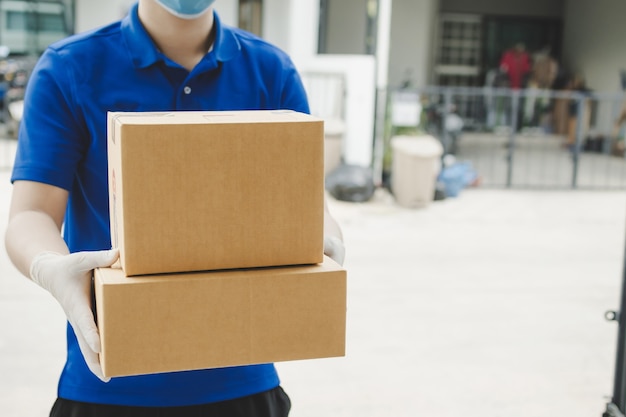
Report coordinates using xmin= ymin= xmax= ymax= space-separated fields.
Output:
xmin=423 ymin=101 xmax=464 ymax=155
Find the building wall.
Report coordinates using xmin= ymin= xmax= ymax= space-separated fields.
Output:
xmin=387 ymin=0 xmax=439 ymax=88
xmin=562 ymin=0 xmax=626 ymax=93
xmin=441 ymin=0 xmax=564 ymax=17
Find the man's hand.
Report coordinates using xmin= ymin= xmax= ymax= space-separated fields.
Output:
xmin=324 ymin=236 xmax=345 ymax=266
xmin=29 ymin=249 xmax=119 ymax=382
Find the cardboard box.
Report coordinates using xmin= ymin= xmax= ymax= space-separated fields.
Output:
xmin=94 ymin=257 xmax=346 ymax=378
xmin=107 ymin=110 xmax=325 ymax=276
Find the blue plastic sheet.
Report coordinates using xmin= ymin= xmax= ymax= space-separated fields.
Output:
xmin=438 ymin=161 xmax=477 ymax=198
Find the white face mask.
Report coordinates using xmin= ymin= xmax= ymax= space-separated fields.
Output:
xmin=155 ymin=0 xmax=216 ymax=20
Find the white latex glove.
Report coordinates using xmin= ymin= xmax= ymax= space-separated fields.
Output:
xmin=323 ymin=236 xmax=345 ymax=266
xmin=30 ymin=249 xmax=119 ymax=382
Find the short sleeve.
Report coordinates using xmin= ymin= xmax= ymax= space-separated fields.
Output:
xmin=11 ymin=48 xmax=87 ymax=191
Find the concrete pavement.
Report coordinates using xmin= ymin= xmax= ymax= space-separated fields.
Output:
xmin=279 ymin=188 xmax=626 ymax=417
xmin=1 ymin=136 xmax=625 ymax=416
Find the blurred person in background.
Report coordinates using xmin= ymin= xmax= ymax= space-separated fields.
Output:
xmin=499 ymin=42 xmax=531 ymax=90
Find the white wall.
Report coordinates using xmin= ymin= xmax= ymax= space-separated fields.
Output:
xmin=388 ymin=0 xmax=439 ymax=87
xmin=441 ymin=0 xmax=564 ymax=17
xmin=562 ymin=0 xmax=626 ymax=93
xmin=562 ymin=0 xmax=626 ymax=133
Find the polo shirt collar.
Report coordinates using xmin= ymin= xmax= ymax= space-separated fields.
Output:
xmin=211 ymin=11 xmax=240 ymax=62
xmin=121 ymin=3 xmax=160 ymax=69
xmin=121 ymin=3 xmax=240 ymax=69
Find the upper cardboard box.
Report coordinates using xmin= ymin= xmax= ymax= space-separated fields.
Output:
xmin=107 ymin=110 xmax=325 ymax=276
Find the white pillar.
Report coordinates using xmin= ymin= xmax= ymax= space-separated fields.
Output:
xmin=376 ymin=0 xmax=392 ymax=89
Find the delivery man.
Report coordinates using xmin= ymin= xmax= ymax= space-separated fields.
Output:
xmin=4 ymin=0 xmax=345 ymax=416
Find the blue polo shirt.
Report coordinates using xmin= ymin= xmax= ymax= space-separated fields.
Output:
xmin=11 ymin=4 xmax=309 ymax=407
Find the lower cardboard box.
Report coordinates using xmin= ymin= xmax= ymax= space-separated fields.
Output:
xmin=94 ymin=256 xmax=347 ymax=378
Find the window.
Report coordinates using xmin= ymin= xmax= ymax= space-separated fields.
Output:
xmin=39 ymin=12 xmax=66 ymax=32
xmin=6 ymin=11 xmax=29 ymax=31
xmin=1 ymin=1 xmax=71 ymax=55
xmin=6 ymin=10 xmax=66 ymax=33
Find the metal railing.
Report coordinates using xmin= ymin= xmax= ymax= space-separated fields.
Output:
xmin=377 ymin=86 xmax=626 ymax=190
xmin=4 ymin=81 xmax=625 ymax=192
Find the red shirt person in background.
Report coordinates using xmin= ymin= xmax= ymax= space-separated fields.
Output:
xmin=499 ymin=42 xmax=531 ymax=89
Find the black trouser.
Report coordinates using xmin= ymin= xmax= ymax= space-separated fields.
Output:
xmin=50 ymin=386 xmax=291 ymax=417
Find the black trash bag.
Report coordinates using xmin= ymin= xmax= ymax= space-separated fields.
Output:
xmin=433 ymin=180 xmax=447 ymax=201
xmin=325 ymin=164 xmax=375 ymax=203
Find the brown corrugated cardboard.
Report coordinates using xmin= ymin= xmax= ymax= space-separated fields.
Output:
xmin=94 ymin=256 xmax=346 ymax=378
xmin=107 ymin=110 xmax=325 ymax=276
